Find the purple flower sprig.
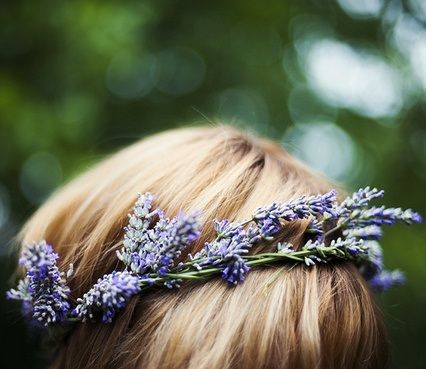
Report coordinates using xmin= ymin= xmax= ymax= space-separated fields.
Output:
xmin=343 ymin=225 xmax=383 ymax=240
xmin=73 ymin=271 xmax=141 ymax=323
xmin=190 ymin=225 xmax=261 ymax=285
xmin=146 ymin=210 xmax=200 ymax=288
xmin=117 ymin=193 xmax=200 ymax=288
xmin=6 ymin=241 xmax=72 ymax=326
xmin=345 ymin=207 xmax=422 ymax=228
xmin=338 ymin=187 xmax=385 ymax=212
xmin=305 ymin=218 xmax=324 ymax=241
xmin=302 ymin=237 xmax=368 ymax=262
xmin=368 ymin=270 xmax=406 ymax=293
xmin=116 ymin=192 xmax=157 ymax=269
xmin=252 ymin=190 xmax=337 ymax=239
xmin=325 ymin=187 xmax=422 ymax=238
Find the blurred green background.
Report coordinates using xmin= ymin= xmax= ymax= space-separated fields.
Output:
xmin=1 ymin=0 xmax=425 ymax=368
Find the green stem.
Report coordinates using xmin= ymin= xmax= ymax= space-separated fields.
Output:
xmin=323 ymin=217 xmax=349 ymax=237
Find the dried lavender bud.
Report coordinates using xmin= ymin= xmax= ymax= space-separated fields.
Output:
xmin=151 ymin=211 xmax=201 ymax=275
xmin=305 ymin=218 xmax=324 ymax=241
xmin=7 ymin=241 xmax=71 ymax=326
xmin=203 ymin=229 xmax=252 ymax=285
xmin=358 ymin=241 xmax=384 ymax=279
xmin=336 ymin=187 xmax=421 ymax=229
xmin=6 ymin=279 xmax=32 ymax=315
xmin=253 ymin=190 xmax=337 ymax=239
xmin=73 ymin=271 xmax=141 ymax=323
xmin=303 ymin=237 xmax=367 ymax=259
xmin=129 ymin=210 xmax=200 ymax=280
xmin=118 ymin=193 xmax=200 ymax=284
xmin=221 ymin=255 xmax=250 ymax=285
xmin=116 ymin=192 xmax=156 ymax=267
xmin=213 ymin=219 xmax=241 ymax=238
xmin=347 ymin=206 xmax=422 ymax=228
xmin=338 ymin=187 xmax=384 ymax=215
xmin=343 ymin=225 xmax=383 ymax=240
xmin=277 ymin=242 xmax=294 ymax=254
xmin=258 ymin=217 xmax=281 ymax=240
xmin=368 ymin=270 xmax=406 ymax=293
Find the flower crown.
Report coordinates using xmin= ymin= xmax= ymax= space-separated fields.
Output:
xmin=7 ymin=187 xmax=422 ymax=326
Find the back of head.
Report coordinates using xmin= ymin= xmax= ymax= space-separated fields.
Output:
xmin=21 ymin=125 xmax=389 ymax=369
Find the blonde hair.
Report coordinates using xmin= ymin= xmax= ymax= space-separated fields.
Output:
xmin=20 ymin=125 xmax=389 ymax=369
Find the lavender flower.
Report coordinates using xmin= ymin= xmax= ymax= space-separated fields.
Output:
xmin=213 ymin=219 xmax=239 ymax=238
xmin=343 ymin=225 xmax=383 ymax=240
xmin=367 ymin=241 xmax=384 ymax=271
xmin=6 ymin=241 xmax=71 ymax=326
xmin=149 ymin=211 xmax=200 ymax=275
xmin=253 ymin=190 xmax=336 ymax=239
xmin=346 ymin=206 xmax=422 ymax=228
xmin=6 ymin=279 xmax=32 ymax=315
xmin=336 ymin=187 xmax=421 ymax=230
xmin=303 ymin=237 xmax=367 ymax=260
xmin=221 ymin=256 xmax=250 ymax=285
xmin=117 ymin=193 xmax=201 ymax=283
xmin=368 ymin=270 xmax=406 ymax=293
xmin=305 ymin=218 xmax=324 ymax=241
xmin=128 ymin=210 xmax=200 ymax=278
xmin=116 ymin=192 xmax=156 ymax=267
xmin=358 ymin=241 xmax=384 ymax=279
xmin=73 ymin=271 xmax=141 ymax=323
xmin=277 ymin=242 xmax=294 ymax=254
xmin=338 ymin=187 xmax=384 ymax=214
xmin=257 ymin=217 xmax=281 ymax=240
xmin=202 ymin=228 xmax=252 ymax=285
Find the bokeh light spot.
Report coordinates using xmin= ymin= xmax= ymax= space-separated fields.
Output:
xmin=390 ymin=14 xmax=426 ymax=92
xmin=106 ymin=52 xmax=156 ymax=99
xmin=154 ymin=47 xmax=205 ymax=96
xmin=408 ymin=0 xmax=426 ymax=22
xmin=304 ymin=39 xmax=403 ymax=119
xmin=20 ymin=152 xmax=63 ymax=205
xmin=337 ymin=0 xmax=384 ymax=19
xmin=283 ymin=122 xmax=359 ymax=182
